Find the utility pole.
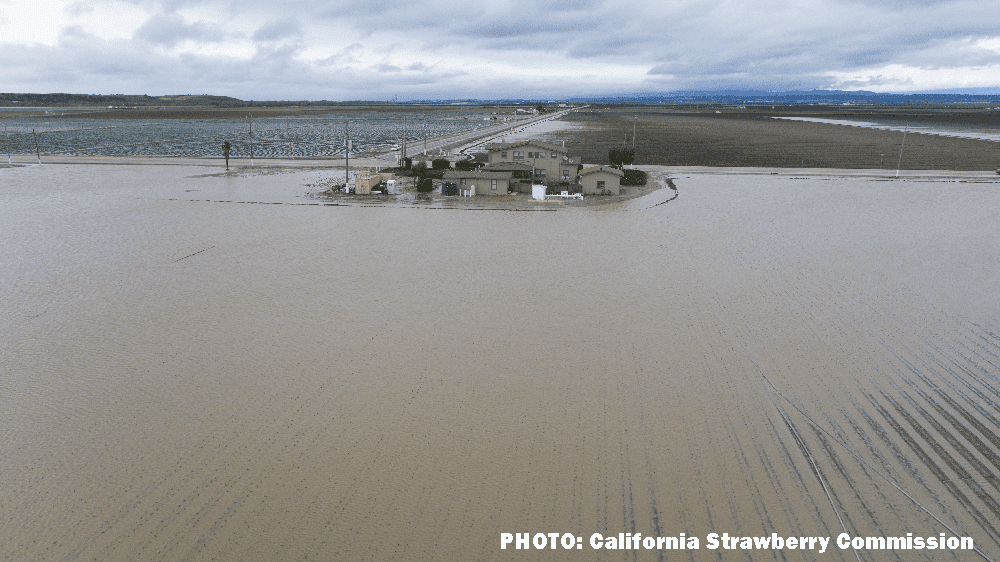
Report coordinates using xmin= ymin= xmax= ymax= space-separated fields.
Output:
xmin=895 ymin=126 xmax=908 ymax=178
xmin=345 ymin=121 xmax=350 ymax=189
xmin=401 ymin=116 xmax=407 ymax=166
xmin=32 ymin=128 xmax=40 ymax=164
xmin=632 ymin=116 xmax=636 ymax=150
xmin=4 ymin=126 xmax=10 ymax=165
xmin=423 ymin=120 xmax=427 ymax=156
xmin=248 ymin=113 xmax=254 ymax=167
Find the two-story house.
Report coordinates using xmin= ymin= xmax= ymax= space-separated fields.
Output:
xmin=484 ymin=140 xmax=580 ymax=192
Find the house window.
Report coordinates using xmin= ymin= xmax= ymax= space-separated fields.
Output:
xmin=538 ymin=152 xmax=545 ymax=158
xmin=491 ymin=179 xmax=497 ymax=190
xmin=460 ymin=178 xmax=466 ymax=185
xmin=551 ymin=152 xmax=557 ymax=158
xmin=597 ymin=180 xmax=605 ymax=190
xmin=513 ymin=151 xmax=524 ymax=159
xmin=562 ymin=170 xmax=569 ymax=180
xmin=535 ymin=168 xmax=545 ymax=178
xmin=501 ymin=151 xmax=507 ymax=158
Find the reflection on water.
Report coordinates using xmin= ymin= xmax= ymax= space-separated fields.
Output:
xmin=2 ymin=165 xmax=1000 ymax=561
xmin=775 ymin=116 xmax=1000 ymax=143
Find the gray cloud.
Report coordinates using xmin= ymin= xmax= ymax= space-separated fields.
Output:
xmin=252 ymin=17 xmax=301 ymax=42
xmin=317 ymin=43 xmax=364 ymax=66
xmin=135 ymin=13 xmax=230 ymax=46
xmin=65 ymin=1 xmax=95 ymax=16
xmin=374 ymin=63 xmax=401 ymax=73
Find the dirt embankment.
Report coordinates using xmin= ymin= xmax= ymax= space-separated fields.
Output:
xmin=557 ymin=108 xmax=1000 ymax=170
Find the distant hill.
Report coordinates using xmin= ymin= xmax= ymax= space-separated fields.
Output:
xmin=0 ymin=93 xmax=384 ymax=108
xmin=570 ymin=90 xmax=1000 ymax=105
xmin=5 ymin=90 xmax=1000 ymax=108
xmin=0 ymin=93 xmax=248 ymax=107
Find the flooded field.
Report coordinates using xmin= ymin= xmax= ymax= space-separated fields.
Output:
xmin=2 ymin=164 xmax=1000 ymax=561
xmin=0 ymin=110 xmax=506 ymax=158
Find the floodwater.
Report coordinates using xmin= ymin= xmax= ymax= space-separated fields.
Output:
xmin=3 ymin=165 xmax=1000 ymax=561
xmin=774 ymin=116 xmax=1000 ymax=143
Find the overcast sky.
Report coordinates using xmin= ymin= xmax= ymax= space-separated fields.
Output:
xmin=2 ymin=0 xmax=999 ymax=100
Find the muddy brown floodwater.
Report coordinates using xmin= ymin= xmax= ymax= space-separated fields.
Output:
xmin=3 ymin=164 xmax=1000 ymax=561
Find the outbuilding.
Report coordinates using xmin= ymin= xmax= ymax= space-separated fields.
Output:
xmin=354 ymin=171 xmax=396 ymax=195
xmin=578 ymin=166 xmax=625 ymax=195
xmin=442 ymin=171 xmax=512 ymax=196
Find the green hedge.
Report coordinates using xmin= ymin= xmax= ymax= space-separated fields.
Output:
xmin=621 ymin=169 xmax=647 ymax=186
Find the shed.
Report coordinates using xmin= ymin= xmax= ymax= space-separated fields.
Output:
xmin=442 ymin=171 xmax=512 ymax=195
xmin=355 ymin=171 xmax=396 ymax=195
xmin=579 ymin=166 xmax=625 ymax=195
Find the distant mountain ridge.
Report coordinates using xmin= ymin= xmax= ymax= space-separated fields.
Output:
xmin=0 ymin=93 xmax=378 ymax=107
xmin=4 ymin=90 xmax=1000 ymax=107
xmin=0 ymin=93 xmax=246 ymax=107
xmin=571 ymin=89 xmax=1000 ymax=104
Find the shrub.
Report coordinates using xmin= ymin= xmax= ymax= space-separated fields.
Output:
xmin=454 ymin=160 xmax=478 ymax=171
xmin=416 ymin=178 xmax=434 ymax=192
xmin=621 ymin=169 xmax=647 ymax=186
xmin=432 ymin=158 xmax=451 ymax=170
xmin=413 ymin=161 xmax=427 ymax=175
xmin=402 ymin=157 xmax=412 ymax=170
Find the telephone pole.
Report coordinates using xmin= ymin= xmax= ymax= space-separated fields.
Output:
xmin=32 ymin=128 xmax=40 ymax=164
xmin=401 ymin=116 xmax=407 ymax=165
xmin=895 ymin=127 xmax=908 ymax=178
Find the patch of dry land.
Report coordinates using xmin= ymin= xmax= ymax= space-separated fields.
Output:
xmin=3 ymin=162 xmax=1000 ymax=562
xmin=555 ymin=106 xmax=1000 ymax=170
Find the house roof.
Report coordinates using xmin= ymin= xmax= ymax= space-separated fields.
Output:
xmin=443 ymin=171 xmax=512 ymax=180
xmin=579 ymin=166 xmax=625 ymax=177
xmin=484 ymin=140 xmax=567 ymax=153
